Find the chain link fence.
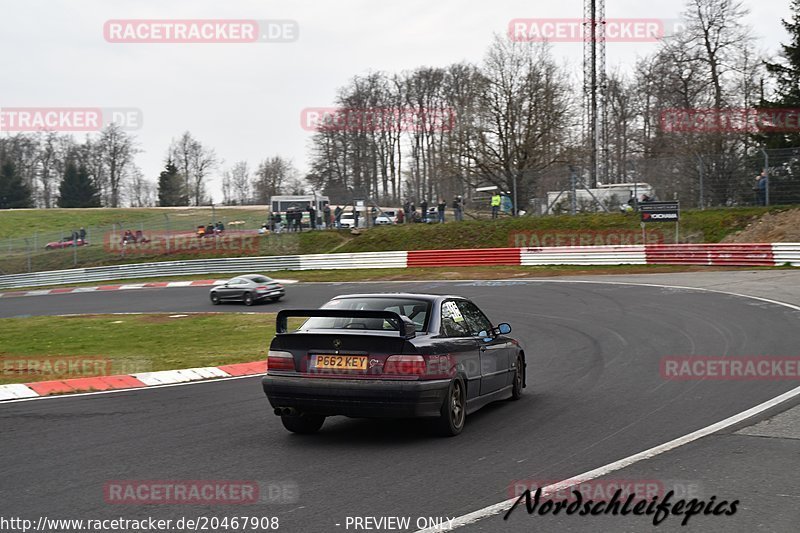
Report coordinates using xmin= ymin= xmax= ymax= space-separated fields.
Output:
xmin=0 ymin=210 xmax=286 ymax=276
xmin=533 ymin=147 xmax=800 ymax=214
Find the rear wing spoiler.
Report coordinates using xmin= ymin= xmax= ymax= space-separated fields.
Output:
xmin=276 ymin=309 xmax=415 ymax=338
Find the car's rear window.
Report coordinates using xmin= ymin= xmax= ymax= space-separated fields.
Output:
xmin=301 ymin=298 xmax=431 ymax=332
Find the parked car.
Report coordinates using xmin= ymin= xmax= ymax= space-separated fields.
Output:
xmin=210 ymin=274 xmax=285 ymax=306
xmin=44 ymin=238 xmax=88 ymax=250
xmin=262 ymin=293 xmax=526 ymax=436
xmin=338 ymin=211 xmax=358 ymax=229
xmin=375 ymin=210 xmax=397 ymax=225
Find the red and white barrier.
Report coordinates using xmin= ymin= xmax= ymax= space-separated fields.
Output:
xmin=0 ymin=361 xmax=267 ymax=401
xmin=0 ymin=244 xmax=797 ymax=294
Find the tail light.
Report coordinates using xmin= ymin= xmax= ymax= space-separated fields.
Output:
xmin=267 ymin=350 xmax=295 ymax=371
xmin=256 ymin=285 xmax=268 ymax=291
xmin=384 ymin=355 xmax=426 ymax=376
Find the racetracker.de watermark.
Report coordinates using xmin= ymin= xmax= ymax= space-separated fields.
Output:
xmin=103 ymin=231 xmax=260 ymax=257
xmin=661 ymin=357 xmax=800 ymax=381
xmin=508 ymin=18 xmax=687 ymax=42
xmin=1 ymin=356 xmax=113 ymax=379
xmin=300 ymin=107 xmax=456 ymax=133
xmin=103 ymin=480 xmax=299 ymax=505
xmin=510 ymin=229 xmax=665 ymax=248
xmin=0 ymin=108 xmax=142 ymax=132
xmin=660 ymin=108 xmax=800 ymax=133
xmin=104 ymin=19 xmax=298 ymax=43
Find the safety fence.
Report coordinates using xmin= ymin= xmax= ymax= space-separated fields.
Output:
xmin=0 ymin=243 xmax=797 ymax=290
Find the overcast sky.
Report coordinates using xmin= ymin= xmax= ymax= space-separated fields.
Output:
xmin=0 ymin=0 xmax=793 ymax=203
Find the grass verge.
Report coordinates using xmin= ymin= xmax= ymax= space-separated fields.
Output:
xmin=0 ymin=313 xmax=291 ymax=385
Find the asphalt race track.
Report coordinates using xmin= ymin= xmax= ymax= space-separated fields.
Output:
xmin=2 ymin=280 xmax=799 ymax=532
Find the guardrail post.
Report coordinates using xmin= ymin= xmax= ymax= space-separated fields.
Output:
xmin=761 ymin=148 xmax=770 ymax=206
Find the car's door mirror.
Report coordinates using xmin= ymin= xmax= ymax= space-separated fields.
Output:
xmin=497 ymin=323 xmax=512 ymax=335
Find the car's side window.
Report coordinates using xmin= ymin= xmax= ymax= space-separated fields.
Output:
xmin=456 ymin=300 xmax=492 ymax=337
xmin=440 ymin=300 xmax=471 ymax=337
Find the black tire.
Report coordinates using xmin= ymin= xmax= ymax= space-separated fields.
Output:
xmin=433 ymin=378 xmax=466 ymax=437
xmin=210 ymin=292 xmax=220 ymax=305
xmin=511 ymin=353 xmax=525 ymax=400
xmin=243 ymin=292 xmax=254 ymax=306
xmin=281 ymin=414 xmax=325 ymax=434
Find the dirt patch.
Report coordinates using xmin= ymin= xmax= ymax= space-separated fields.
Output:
xmin=723 ymin=209 xmax=800 ymax=243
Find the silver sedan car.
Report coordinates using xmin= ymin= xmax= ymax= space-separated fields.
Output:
xmin=210 ymin=274 xmax=285 ymax=306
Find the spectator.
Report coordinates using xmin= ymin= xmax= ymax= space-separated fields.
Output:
xmin=397 ymin=208 xmax=405 ymax=224
xmin=755 ymin=171 xmax=768 ymax=206
xmin=491 ymin=193 xmax=501 ymax=219
xmin=272 ymin=212 xmax=282 ymax=233
xmin=196 ymin=225 xmax=206 ymax=238
xmin=215 ymin=221 xmax=225 ymax=233
xmin=79 ymin=227 xmax=87 ymax=241
xmin=452 ymin=196 xmax=463 ymax=222
xmin=334 ymin=205 xmax=343 ymax=228
xmin=371 ymin=206 xmax=378 ymax=226
xmin=307 ymin=205 xmax=316 ymax=230
xmin=258 ymin=224 xmax=268 ymax=235
xmin=205 ymin=223 xmax=214 ymax=236
xmin=437 ymin=199 xmax=446 ymax=223
xmin=403 ymin=201 xmax=411 ymax=223
xmin=323 ymin=204 xmax=331 ymax=229
xmin=420 ymin=199 xmax=428 ymax=222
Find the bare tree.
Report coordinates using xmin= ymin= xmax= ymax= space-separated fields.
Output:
xmin=470 ymin=36 xmax=573 ymax=208
xmin=222 ymin=161 xmax=250 ymax=205
xmin=253 ymin=156 xmax=297 ymax=203
xmin=97 ymin=123 xmax=138 ymax=207
xmin=126 ymin=166 xmax=156 ymax=207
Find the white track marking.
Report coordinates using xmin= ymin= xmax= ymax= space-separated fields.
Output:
xmin=415 ymin=383 xmax=800 ymax=532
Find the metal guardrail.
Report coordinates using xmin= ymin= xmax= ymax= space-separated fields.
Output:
xmin=0 ymin=244 xmax=797 ymax=290
xmin=773 ymin=243 xmax=800 ymax=266
xmin=0 ymin=256 xmax=303 ymax=289
xmin=299 ymin=251 xmax=407 ymax=270
xmin=521 ymin=245 xmax=646 ymax=266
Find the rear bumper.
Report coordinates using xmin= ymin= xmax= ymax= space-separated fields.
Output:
xmin=262 ymin=374 xmax=450 ymax=418
xmin=255 ymin=289 xmax=285 ymax=300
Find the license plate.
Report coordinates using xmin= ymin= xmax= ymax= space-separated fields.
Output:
xmin=314 ymin=355 xmax=367 ymax=370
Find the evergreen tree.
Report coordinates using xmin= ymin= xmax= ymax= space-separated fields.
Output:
xmin=0 ymin=160 xmax=34 ymax=209
xmin=158 ymin=160 xmax=188 ymax=206
xmin=762 ymin=0 xmax=800 ymax=148
xmin=58 ymin=160 xmax=101 ymax=208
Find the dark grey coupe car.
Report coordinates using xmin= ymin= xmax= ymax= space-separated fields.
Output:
xmin=262 ymin=293 xmax=526 ymax=436
xmin=209 ymin=274 xmax=285 ymax=305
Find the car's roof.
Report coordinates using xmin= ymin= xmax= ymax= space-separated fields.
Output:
xmin=331 ymin=293 xmax=465 ymax=303
xmin=239 ymin=274 xmax=272 ymax=280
